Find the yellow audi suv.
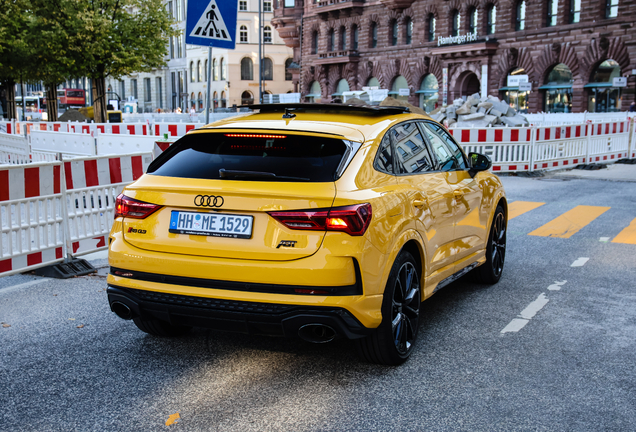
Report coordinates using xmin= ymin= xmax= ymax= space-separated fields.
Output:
xmin=107 ymin=104 xmax=507 ymax=365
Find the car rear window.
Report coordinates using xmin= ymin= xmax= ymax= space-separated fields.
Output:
xmin=147 ymin=133 xmax=350 ymax=182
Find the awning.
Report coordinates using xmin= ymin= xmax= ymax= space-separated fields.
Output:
xmin=538 ymin=84 xmax=572 ymax=90
xmin=416 ymin=90 xmax=439 ymax=94
xmin=331 ymin=92 xmax=344 ymax=96
xmin=498 ymin=86 xmax=519 ymax=91
xmin=584 ymin=82 xmax=614 ymax=88
xmin=305 ymin=93 xmax=321 ymax=98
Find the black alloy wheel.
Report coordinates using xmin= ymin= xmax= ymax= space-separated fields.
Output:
xmin=477 ymin=205 xmax=506 ymax=284
xmin=355 ymin=250 xmax=421 ymax=365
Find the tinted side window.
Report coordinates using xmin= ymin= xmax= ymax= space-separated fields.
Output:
xmin=374 ymin=132 xmax=394 ymax=174
xmin=420 ymin=122 xmax=467 ymax=171
xmin=392 ymin=122 xmax=434 ymax=174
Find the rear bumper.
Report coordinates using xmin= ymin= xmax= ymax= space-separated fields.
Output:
xmin=107 ymin=285 xmax=373 ymax=340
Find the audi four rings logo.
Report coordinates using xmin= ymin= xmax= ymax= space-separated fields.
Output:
xmin=194 ymin=195 xmax=224 ymax=207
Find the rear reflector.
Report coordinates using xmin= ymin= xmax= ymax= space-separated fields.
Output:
xmin=268 ymin=203 xmax=372 ymax=236
xmin=294 ymin=288 xmax=330 ymax=295
xmin=115 ymin=194 xmax=162 ymax=219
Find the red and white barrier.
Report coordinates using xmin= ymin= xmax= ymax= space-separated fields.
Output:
xmin=0 ymin=120 xmax=14 ymax=135
xmin=0 ymin=162 xmax=65 ymax=277
xmin=154 ymin=122 xmax=197 ymax=137
xmin=0 ymin=132 xmax=30 ymax=164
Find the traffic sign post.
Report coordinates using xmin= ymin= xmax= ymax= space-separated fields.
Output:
xmin=186 ymin=0 xmax=238 ymax=123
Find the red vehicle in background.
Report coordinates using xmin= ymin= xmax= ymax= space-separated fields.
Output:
xmin=57 ymin=88 xmax=86 ymax=111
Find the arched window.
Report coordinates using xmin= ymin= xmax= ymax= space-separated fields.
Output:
xmin=588 ymin=59 xmax=622 ymax=112
xmin=333 ymin=79 xmax=350 ymax=99
xmin=197 ymin=61 xmax=202 ymax=82
xmin=352 ymin=25 xmax=359 ymax=50
xmin=391 ymin=19 xmax=398 ymax=46
xmin=204 ymin=60 xmax=208 ymax=81
xmin=328 ymin=28 xmax=335 ymax=51
xmin=198 ymin=92 xmax=203 ymax=109
xmin=264 ymin=26 xmax=272 ymax=44
xmin=391 ymin=75 xmax=409 ymax=100
xmin=501 ymin=68 xmax=530 ymax=113
xmin=285 ymin=58 xmax=293 ymax=81
xmin=241 ymin=58 xmax=254 ymax=80
xmin=221 ymin=91 xmax=226 ymax=108
xmin=451 ymin=10 xmax=461 ymax=37
xmin=570 ymin=0 xmax=581 ymax=23
xmin=190 ymin=62 xmax=195 ymax=82
xmin=428 ymin=14 xmax=436 ymax=42
xmin=240 ymin=25 xmax=248 ymax=43
xmin=262 ymin=58 xmax=273 ymax=81
xmin=340 ymin=26 xmax=347 ymax=50
xmin=516 ymin=0 xmax=526 ymax=30
xmin=606 ymin=0 xmax=619 ymax=18
xmin=419 ymin=74 xmax=439 ymax=112
xmin=487 ymin=5 xmax=496 ymax=34
xmin=405 ymin=18 xmax=413 ymax=45
xmin=306 ymin=81 xmax=322 ymax=103
xmin=213 ymin=91 xmax=218 ymax=109
xmin=542 ymin=63 xmax=573 ymax=112
xmin=370 ymin=22 xmax=378 ymax=48
xmin=311 ymin=31 xmax=318 ymax=54
xmin=241 ymin=91 xmax=253 ymax=105
xmin=190 ymin=92 xmax=195 ymax=108
xmin=220 ymin=58 xmax=226 ymax=80
xmin=212 ymin=59 xmax=218 ymax=81
xmin=367 ymin=77 xmax=380 ymax=87
xmin=468 ymin=7 xmax=478 ymax=34
xmin=547 ymin=0 xmax=558 ymax=26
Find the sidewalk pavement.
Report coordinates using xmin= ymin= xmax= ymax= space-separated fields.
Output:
xmin=549 ymin=163 xmax=636 ymax=182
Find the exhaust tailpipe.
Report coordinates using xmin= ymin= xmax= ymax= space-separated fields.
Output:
xmin=111 ymin=301 xmax=133 ymax=320
xmin=298 ymin=324 xmax=337 ymax=343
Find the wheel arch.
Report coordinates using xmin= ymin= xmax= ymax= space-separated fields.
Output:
xmin=377 ymin=229 xmax=427 ymax=298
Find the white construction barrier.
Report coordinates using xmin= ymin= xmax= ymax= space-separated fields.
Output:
xmin=30 ymin=130 xmax=96 ymax=159
xmin=0 ymin=132 xmax=31 ymax=165
xmin=0 ymin=162 xmax=65 ymax=277
xmin=96 ymin=133 xmax=158 ymax=155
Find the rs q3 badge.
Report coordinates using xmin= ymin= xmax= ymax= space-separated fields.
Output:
xmin=277 ymin=240 xmax=297 ymax=248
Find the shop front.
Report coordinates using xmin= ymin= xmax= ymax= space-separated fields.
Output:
xmin=585 ymin=60 xmax=623 ymax=112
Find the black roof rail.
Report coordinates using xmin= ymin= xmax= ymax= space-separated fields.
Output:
xmin=244 ymin=103 xmax=411 ymax=116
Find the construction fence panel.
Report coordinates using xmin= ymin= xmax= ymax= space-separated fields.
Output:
xmin=154 ymin=122 xmax=198 ymax=137
xmin=95 ymin=133 xmax=158 ymax=155
xmin=30 ymin=131 xmax=96 ymax=161
xmin=63 ymin=153 xmax=153 ymax=257
xmin=587 ymin=120 xmax=631 ymax=162
xmin=0 ymin=132 xmax=31 ymax=165
xmin=532 ymin=125 xmax=589 ymax=170
xmin=0 ymin=162 xmax=65 ymax=277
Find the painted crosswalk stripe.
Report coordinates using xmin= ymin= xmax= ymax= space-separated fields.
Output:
xmin=508 ymin=201 xmax=545 ymax=220
xmin=612 ymin=218 xmax=636 ymax=245
xmin=571 ymin=257 xmax=589 ymax=267
xmin=528 ymin=205 xmax=610 ymax=238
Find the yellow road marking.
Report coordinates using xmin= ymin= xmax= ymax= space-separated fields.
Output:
xmin=528 ymin=205 xmax=610 ymax=238
xmin=165 ymin=413 xmax=180 ymax=426
xmin=612 ymin=218 xmax=636 ymax=244
xmin=508 ymin=201 xmax=545 ymax=220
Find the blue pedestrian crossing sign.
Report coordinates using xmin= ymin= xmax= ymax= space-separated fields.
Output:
xmin=186 ymin=0 xmax=237 ymax=49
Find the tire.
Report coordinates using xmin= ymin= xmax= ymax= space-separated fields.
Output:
xmin=476 ymin=205 xmax=507 ymax=284
xmin=355 ymin=251 xmax=421 ymax=365
xmin=132 ymin=317 xmax=192 ymax=337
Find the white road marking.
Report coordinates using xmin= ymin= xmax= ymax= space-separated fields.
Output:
xmin=599 ymin=237 xmax=610 ymax=242
xmin=501 ymin=318 xmax=530 ymax=334
xmin=519 ymin=293 xmax=550 ymax=319
xmin=0 ymin=278 xmax=51 ymax=294
xmin=571 ymin=257 xmax=589 ymax=267
xmin=548 ymin=280 xmax=567 ymax=291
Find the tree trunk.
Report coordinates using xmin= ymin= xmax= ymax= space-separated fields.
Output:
xmin=45 ymin=84 xmax=58 ymax=122
xmin=92 ymin=76 xmax=107 ymax=123
xmin=5 ymin=80 xmax=17 ymax=120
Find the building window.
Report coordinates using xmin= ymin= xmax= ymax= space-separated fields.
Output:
xmin=175 ymin=0 xmax=182 ymax=21
xmin=311 ymin=31 xmax=318 ymax=54
xmin=240 ymin=25 xmax=248 ymax=43
xmin=239 ymin=1 xmax=247 ymax=11
xmin=428 ymin=15 xmax=436 ymax=42
xmin=120 ymin=80 xmax=125 ymax=100
xmin=547 ymin=0 xmax=558 ymax=26
xmin=516 ymin=0 xmax=526 ymax=30
xmin=570 ymin=0 xmax=581 ymax=22
xmin=264 ymin=26 xmax=272 ymax=43
xmin=241 ymin=91 xmax=254 ymax=105
xmin=156 ymin=77 xmax=163 ymax=108
xmin=171 ymin=72 xmax=176 ymax=109
xmin=352 ymin=25 xmax=358 ymax=50
xmin=606 ymin=0 xmax=619 ymax=18
xmin=213 ymin=59 xmax=219 ymax=81
xmin=588 ymin=59 xmax=622 ymax=112
xmin=340 ymin=26 xmax=347 ymax=50
xmin=167 ymin=1 xmax=173 ymax=18
xmin=284 ymin=0 xmax=294 ymax=6
xmin=144 ymin=78 xmax=151 ymax=102
xmin=241 ymin=58 xmax=254 ymax=80
xmin=487 ymin=5 xmax=496 ymax=34
xmin=451 ymin=10 xmax=460 ymax=37
xmin=131 ymin=79 xmax=138 ymax=100
xmin=285 ymin=58 xmax=293 ymax=80
xmin=419 ymin=74 xmax=439 ymax=112
xmin=197 ymin=61 xmax=202 ymax=82
xmin=405 ymin=18 xmax=413 ymax=45
xmin=328 ymin=28 xmax=335 ymax=51
xmin=169 ymin=36 xmax=174 ymax=59
xmin=542 ymin=63 xmax=573 ymax=112
xmin=262 ymin=58 xmax=273 ymax=80
xmin=264 ymin=0 xmax=272 ymax=12
xmin=220 ymin=58 xmax=226 ymax=80
xmin=391 ymin=20 xmax=398 ymax=46
xmin=204 ymin=60 xmax=208 ymax=81
xmin=190 ymin=62 xmax=194 ymax=82
xmin=371 ymin=22 xmax=378 ymax=48
xmin=468 ymin=7 xmax=478 ymax=34
xmin=177 ymin=35 xmax=183 ymax=58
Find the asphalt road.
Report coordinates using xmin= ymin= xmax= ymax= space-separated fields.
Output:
xmin=1 ymin=173 xmax=635 ymax=431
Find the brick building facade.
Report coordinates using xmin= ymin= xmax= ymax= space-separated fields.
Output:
xmin=272 ymin=0 xmax=636 ymax=113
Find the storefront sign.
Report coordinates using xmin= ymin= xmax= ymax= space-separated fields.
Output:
xmin=507 ymin=75 xmax=529 ymax=87
xmin=613 ymin=77 xmax=627 ymax=87
xmin=437 ymin=32 xmax=478 ymax=47
xmin=398 ymin=88 xmax=410 ymax=96
xmin=519 ymin=82 xmax=532 ymax=92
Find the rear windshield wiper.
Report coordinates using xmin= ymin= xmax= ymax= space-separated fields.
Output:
xmin=219 ymin=169 xmax=310 ymax=182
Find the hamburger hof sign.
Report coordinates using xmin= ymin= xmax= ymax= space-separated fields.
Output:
xmin=438 ymin=32 xmax=479 ymax=46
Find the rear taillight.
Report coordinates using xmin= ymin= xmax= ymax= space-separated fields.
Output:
xmin=114 ymin=194 xmax=162 ymax=219
xmin=268 ymin=203 xmax=372 ymax=236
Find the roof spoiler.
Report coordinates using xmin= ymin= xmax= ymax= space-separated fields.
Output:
xmin=243 ymin=103 xmax=411 ymax=116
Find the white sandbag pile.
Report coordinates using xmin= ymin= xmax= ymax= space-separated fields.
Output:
xmin=428 ymin=93 xmax=529 ymax=128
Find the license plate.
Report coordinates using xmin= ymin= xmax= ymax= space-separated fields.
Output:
xmin=169 ymin=211 xmax=253 ymax=239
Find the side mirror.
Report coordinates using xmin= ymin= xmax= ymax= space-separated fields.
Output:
xmin=468 ymin=152 xmax=492 ymax=176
